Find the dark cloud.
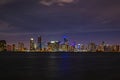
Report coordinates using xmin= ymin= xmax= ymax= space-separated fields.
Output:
xmin=0 ymin=0 xmax=120 ymax=45
xmin=0 ymin=0 xmax=15 ymax=5
xmin=40 ymin=0 xmax=78 ymax=6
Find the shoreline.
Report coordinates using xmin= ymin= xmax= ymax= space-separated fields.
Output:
xmin=0 ymin=52 xmax=120 ymax=56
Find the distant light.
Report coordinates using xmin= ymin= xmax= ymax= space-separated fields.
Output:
xmin=78 ymin=44 xmax=81 ymax=45
xmin=63 ymin=35 xmax=67 ymax=39
xmin=30 ymin=38 xmax=34 ymax=40
xmin=106 ymin=44 xmax=109 ymax=46
xmin=27 ymin=50 xmax=30 ymax=52
xmin=55 ymin=41 xmax=59 ymax=42
xmin=60 ymin=42 xmax=64 ymax=44
xmin=51 ymin=41 xmax=55 ymax=43
xmin=71 ymin=42 xmax=76 ymax=46
xmin=80 ymin=44 xmax=83 ymax=46
xmin=34 ymin=43 xmax=37 ymax=49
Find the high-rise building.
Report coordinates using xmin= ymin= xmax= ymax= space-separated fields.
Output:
xmin=47 ymin=41 xmax=60 ymax=52
xmin=18 ymin=42 xmax=24 ymax=51
xmin=63 ymin=36 xmax=69 ymax=51
xmin=69 ymin=42 xmax=76 ymax=52
xmin=76 ymin=44 xmax=81 ymax=52
xmin=0 ymin=40 xmax=6 ymax=51
xmin=88 ymin=42 xmax=96 ymax=52
xmin=12 ymin=44 xmax=16 ymax=51
xmin=38 ymin=36 xmax=42 ymax=50
xmin=30 ymin=38 xmax=34 ymax=51
xmin=118 ymin=45 xmax=120 ymax=52
xmin=63 ymin=36 xmax=68 ymax=44
xmin=7 ymin=45 xmax=12 ymax=51
xmin=34 ymin=43 xmax=37 ymax=50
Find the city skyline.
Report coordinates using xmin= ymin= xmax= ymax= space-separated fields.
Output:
xmin=0 ymin=35 xmax=120 ymax=52
xmin=0 ymin=0 xmax=120 ymax=46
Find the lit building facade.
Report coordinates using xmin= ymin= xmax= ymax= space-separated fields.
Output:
xmin=18 ymin=42 xmax=24 ymax=51
xmin=30 ymin=38 xmax=35 ymax=51
xmin=0 ymin=40 xmax=7 ymax=51
xmin=7 ymin=45 xmax=12 ymax=51
xmin=12 ymin=44 xmax=16 ymax=51
xmin=88 ymin=42 xmax=96 ymax=52
xmin=63 ymin=36 xmax=69 ymax=51
xmin=47 ymin=41 xmax=60 ymax=52
xmin=37 ymin=36 xmax=42 ymax=51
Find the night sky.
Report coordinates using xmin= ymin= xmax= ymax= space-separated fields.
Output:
xmin=0 ymin=0 xmax=120 ymax=47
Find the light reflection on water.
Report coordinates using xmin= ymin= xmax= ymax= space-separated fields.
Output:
xmin=0 ymin=52 xmax=120 ymax=80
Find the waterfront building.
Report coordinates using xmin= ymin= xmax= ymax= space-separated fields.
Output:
xmin=59 ymin=44 xmax=66 ymax=51
xmin=12 ymin=44 xmax=16 ymax=51
xmin=37 ymin=36 xmax=42 ymax=51
xmin=34 ymin=43 xmax=37 ymax=50
xmin=80 ymin=44 xmax=85 ymax=51
xmin=76 ymin=44 xmax=81 ymax=52
xmin=6 ymin=45 xmax=12 ymax=51
xmin=0 ymin=40 xmax=7 ymax=51
xmin=42 ymin=42 xmax=47 ymax=52
xmin=47 ymin=41 xmax=60 ymax=52
xmin=18 ymin=42 xmax=24 ymax=51
xmin=118 ymin=45 xmax=120 ymax=52
xmin=68 ymin=42 xmax=76 ymax=52
xmin=30 ymin=38 xmax=35 ymax=51
xmin=88 ymin=42 xmax=96 ymax=52
xmin=116 ymin=45 xmax=119 ymax=52
xmin=63 ymin=36 xmax=69 ymax=51
xmin=112 ymin=45 xmax=120 ymax=52
xmin=63 ymin=36 xmax=68 ymax=44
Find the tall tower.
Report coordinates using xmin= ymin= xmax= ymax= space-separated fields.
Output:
xmin=38 ymin=36 xmax=42 ymax=50
xmin=30 ymin=38 xmax=34 ymax=51
xmin=12 ymin=44 xmax=16 ymax=51
xmin=63 ymin=36 xmax=68 ymax=44
xmin=18 ymin=42 xmax=24 ymax=51
xmin=0 ymin=40 xmax=6 ymax=51
xmin=63 ymin=36 xmax=69 ymax=51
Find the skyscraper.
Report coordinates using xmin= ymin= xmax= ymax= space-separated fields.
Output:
xmin=63 ymin=36 xmax=68 ymax=44
xmin=18 ymin=42 xmax=24 ymax=51
xmin=12 ymin=44 xmax=16 ymax=51
xmin=6 ymin=45 xmax=12 ymax=51
xmin=63 ymin=36 xmax=69 ymax=51
xmin=47 ymin=41 xmax=60 ymax=52
xmin=30 ymin=38 xmax=34 ymax=51
xmin=88 ymin=42 xmax=96 ymax=52
xmin=0 ymin=40 xmax=6 ymax=51
xmin=38 ymin=36 xmax=42 ymax=51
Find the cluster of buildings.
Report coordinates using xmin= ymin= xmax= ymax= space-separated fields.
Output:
xmin=0 ymin=36 xmax=120 ymax=52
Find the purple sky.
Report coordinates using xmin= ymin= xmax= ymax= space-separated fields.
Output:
xmin=0 ymin=0 xmax=120 ymax=47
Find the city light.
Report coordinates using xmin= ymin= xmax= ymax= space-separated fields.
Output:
xmin=30 ymin=38 xmax=34 ymax=40
xmin=0 ymin=36 xmax=120 ymax=52
xmin=51 ymin=41 xmax=55 ymax=43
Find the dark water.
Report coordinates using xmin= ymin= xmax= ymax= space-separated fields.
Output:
xmin=0 ymin=52 xmax=120 ymax=80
